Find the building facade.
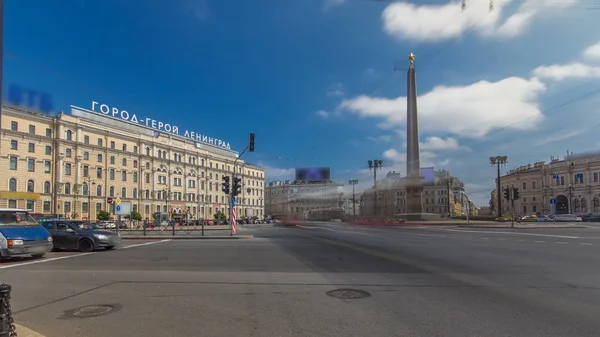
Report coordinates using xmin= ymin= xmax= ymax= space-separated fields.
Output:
xmin=265 ymin=180 xmax=344 ymax=220
xmin=360 ymin=170 xmax=470 ymax=217
xmin=498 ymin=154 xmax=600 ymax=216
xmin=0 ymin=105 xmax=265 ymax=221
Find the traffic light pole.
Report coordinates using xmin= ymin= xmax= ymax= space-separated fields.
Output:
xmin=230 ymin=146 xmax=249 ymax=236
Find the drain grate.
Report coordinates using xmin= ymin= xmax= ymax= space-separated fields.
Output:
xmin=61 ymin=304 xmax=122 ymax=319
xmin=326 ymin=289 xmax=371 ymax=300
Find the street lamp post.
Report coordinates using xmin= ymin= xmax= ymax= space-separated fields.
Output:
xmin=83 ymin=177 xmax=96 ymax=221
xmin=489 ymin=156 xmax=508 ymax=218
xmin=367 ymin=160 xmax=383 ymax=216
xmin=348 ymin=179 xmax=359 ymax=217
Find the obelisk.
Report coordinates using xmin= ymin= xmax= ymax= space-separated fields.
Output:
xmin=405 ymin=53 xmax=423 ymax=217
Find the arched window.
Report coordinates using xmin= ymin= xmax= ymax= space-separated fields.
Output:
xmin=8 ymin=178 xmax=17 ymax=192
xmin=575 ymin=199 xmax=581 ymax=212
xmin=109 ymin=186 xmax=115 ymax=197
xmin=82 ymin=183 xmax=88 ymax=196
xmin=121 ymin=187 xmax=127 ymax=198
xmin=581 ymin=198 xmax=588 ymax=212
xmin=64 ymin=183 xmax=71 ymax=195
xmin=97 ymin=185 xmax=102 ymax=196
xmin=146 ymin=147 xmax=151 ymax=156
xmin=594 ymin=197 xmax=600 ymax=212
xmin=27 ymin=180 xmax=34 ymax=192
xmin=44 ymin=181 xmax=51 ymax=194
xmin=66 ymin=130 xmax=72 ymax=141
xmin=145 ymin=190 xmax=150 ymax=199
xmin=133 ymin=188 xmax=138 ymax=199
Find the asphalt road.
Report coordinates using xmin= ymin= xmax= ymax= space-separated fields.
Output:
xmin=3 ymin=223 xmax=600 ymax=336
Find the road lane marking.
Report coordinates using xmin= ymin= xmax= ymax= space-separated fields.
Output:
xmin=534 ymin=241 xmax=546 ymax=243
xmin=0 ymin=240 xmax=172 ymax=270
xmin=121 ymin=239 xmax=172 ymax=249
xmin=580 ymin=243 xmax=593 ymax=246
xmin=497 ymin=238 xmax=506 ymax=241
xmin=0 ymin=252 xmax=96 ymax=270
xmin=481 ymin=238 xmax=489 ymax=240
xmin=556 ymin=242 xmax=568 ymax=244
xmin=442 ymin=229 xmax=579 ymax=239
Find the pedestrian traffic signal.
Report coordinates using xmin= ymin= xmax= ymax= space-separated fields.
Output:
xmin=503 ymin=188 xmax=510 ymax=200
xmin=512 ymin=188 xmax=520 ymax=200
xmin=232 ymin=177 xmax=242 ymax=196
xmin=221 ymin=176 xmax=230 ymax=194
xmin=249 ymin=133 xmax=255 ymax=152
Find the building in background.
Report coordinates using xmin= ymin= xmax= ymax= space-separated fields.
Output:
xmin=497 ymin=152 xmax=600 ymax=216
xmin=0 ymin=104 xmax=265 ymax=221
xmin=342 ymin=197 xmax=361 ymax=216
xmin=265 ymin=167 xmax=344 ymax=220
xmin=360 ymin=169 xmax=471 ymax=217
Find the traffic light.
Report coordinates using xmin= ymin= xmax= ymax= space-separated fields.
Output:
xmin=232 ymin=177 xmax=242 ymax=196
xmin=249 ymin=133 xmax=255 ymax=152
xmin=221 ymin=176 xmax=230 ymax=194
xmin=503 ymin=188 xmax=510 ymax=201
xmin=512 ymin=188 xmax=520 ymax=200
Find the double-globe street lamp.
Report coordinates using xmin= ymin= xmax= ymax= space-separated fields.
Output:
xmin=367 ymin=160 xmax=383 ymax=216
xmin=348 ymin=179 xmax=359 ymax=217
xmin=489 ymin=156 xmax=508 ymax=218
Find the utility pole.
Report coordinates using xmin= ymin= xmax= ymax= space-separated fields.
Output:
xmin=0 ymin=0 xmax=3 ymax=152
xmin=348 ymin=179 xmax=359 ymax=217
xmin=367 ymin=160 xmax=383 ymax=217
xmin=490 ymin=156 xmax=508 ymax=218
xmin=446 ymin=176 xmax=454 ymax=217
xmin=229 ymin=133 xmax=255 ymax=235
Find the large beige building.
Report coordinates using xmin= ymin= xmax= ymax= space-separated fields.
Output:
xmin=360 ymin=170 xmax=470 ymax=217
xmin=0 ymin=104 xmax=265 ymax=221
xmin=498 ymin=154 xmax=600 ymax=216
xmin=265 ymin=180 xmax=344 ymax=219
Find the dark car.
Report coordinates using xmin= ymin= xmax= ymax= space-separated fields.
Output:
xmin=582 ymin=213 xmax=600 ymax=222
xmin=41 ymin=220 xmax=122 ymax=252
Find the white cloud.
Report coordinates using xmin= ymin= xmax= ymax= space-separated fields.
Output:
xmin=326 ymin=83 xmax=345 ymax=98
xmin=367 ymin=135 xmax=392 ymax=142
xmin=261 ymin=165 xmax=295 ymax=179
xmin=315 ymin=110 xmax=330 ymax=119
xmin=532 ymin=129 xmax=586 ymax=146
xmin=420 ymin=136 xmax=460 ymax=150
xmin=339 ymin=76 xmax=546 ymax=138
xmin=583 ymin=41 xmax=600 ymax=61
xmin=533 ymin=62 xmax=600 ymax=81
xmin=323 ymin=0 xmax=347 ymax=11
xmin=381 ymin=0 xmax=576 ymax=42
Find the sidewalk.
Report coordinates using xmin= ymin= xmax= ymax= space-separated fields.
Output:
xmin=122 ymin=235 xmax=254 ymax=240
xmin=16 ymin=324 xmax=45 ymax=337
xmin=352 ymin=220 xmax=585 ymax=228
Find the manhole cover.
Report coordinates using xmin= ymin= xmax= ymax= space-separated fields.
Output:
xmin=326 ymin=289 xmax=371 ymax=300
xmin=60 ymin=304 xmax=122 ymax=319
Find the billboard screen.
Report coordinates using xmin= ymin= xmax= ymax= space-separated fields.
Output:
xmin=295 ymin=167 xmax=331 ymax=182
xmin=421 ymin=167 xmax=435 ymax=184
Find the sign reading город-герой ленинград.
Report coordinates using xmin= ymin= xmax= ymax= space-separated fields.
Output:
xmin=90 ymin=101 xmax=231 ymax=150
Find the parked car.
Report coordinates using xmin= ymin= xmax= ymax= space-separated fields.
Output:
xmin=41 ymin=220 xmax=122 ymax=252
xmin=0 ymin=208 xmax=53 ymax=260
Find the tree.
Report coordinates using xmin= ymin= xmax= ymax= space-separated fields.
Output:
xmin=214 ymin=212 xmax=226 ymax=220
xmin=97 ymin=210 xmax=111 ymax=221
xmin=130 ymin=211 xmax=142 ymax=221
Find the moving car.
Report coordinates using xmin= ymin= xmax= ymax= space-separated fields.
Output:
xmin=41 ymin=220 xmax=122 ymax=252
xmin=0 ymin=208 xmax=53 ymax=260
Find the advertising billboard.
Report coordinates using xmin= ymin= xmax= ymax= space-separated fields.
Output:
xmin=295 ymin=167 xmax=331 ymax=182
xmin=420 ymin=167 xmax=435 ymax=184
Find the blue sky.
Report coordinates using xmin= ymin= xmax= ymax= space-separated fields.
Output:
xmin=4 ymin=0 xmax=600 ymax=206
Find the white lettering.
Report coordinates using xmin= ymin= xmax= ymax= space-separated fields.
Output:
xmin=164 ymin=124 xmax=172 ymax=132
xmin=183 ymin=130 xmax=190 ymax=138
xmin=130 ymin=114 xmax=138 ymax=123
xmin=151 ymin=120 xmax=157 ymax=128
xmin=92 ymin=101 xmax=98 ymax=111
xmin=121 ymin=110 xmax=130 ymax=120
xmin=208 ymin=137 xmax=214 ymax=145
xmin=202 ymin=136 xmax=208 ymax=143
xmin=226 ymin=143 xmax=231 ymax=150
xmin=172 ymin=126 xmax=179 ymax=134
xmin=158 ymin=121 xmax=164 ymax=130
xmin=111 ymin=107 xmax=120 ymax=117
xmin=189 ymin=131 xmax=195 ymax=139
xmin=217 ymin=140 xmax=223 ymax=147
xmin=100 ymin=104 xmax=110 ymax=114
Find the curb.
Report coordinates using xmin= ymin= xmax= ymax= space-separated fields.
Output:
xmin=457 ymin=225 xmax=586 ymax=229
xmin=15 ymin=324 xmax=46 ymax=337
xmin=120 ymin=235 xmax=254 ymax=240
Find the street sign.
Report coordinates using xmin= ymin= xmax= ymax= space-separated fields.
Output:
xmin=115 ymin=197 xmax=121 ymax=205
xmin=107 ymin=197 xmax=113 ymax=204
xmin=550 ymin=198 xmax=557 ymax=205
xmin=115 ymin=201 xmax=131 ymax=215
